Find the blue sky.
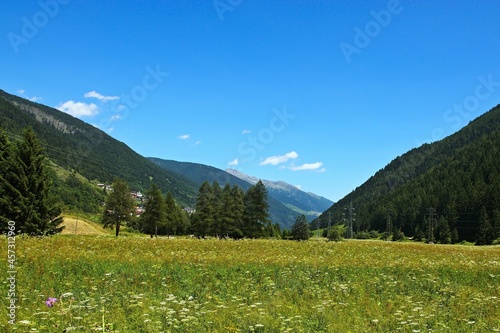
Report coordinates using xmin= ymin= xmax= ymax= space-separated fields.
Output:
xmin=2 ymin=1 xmax=500 ymax=202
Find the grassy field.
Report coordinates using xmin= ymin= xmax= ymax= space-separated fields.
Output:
xmin=60 ymin=216 xmax=107 ymax=236
xmin=1 ymin=236 xmax=499 ymax=332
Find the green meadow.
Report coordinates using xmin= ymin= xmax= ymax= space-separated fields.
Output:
xmin=1 ymin=236 xmax=499 ymax=332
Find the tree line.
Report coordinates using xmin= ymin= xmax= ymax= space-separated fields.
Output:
xmin=103 ymin=176 xmax=330 ymax=242
xmin=103 ymin=178 xmax=288 ymax=239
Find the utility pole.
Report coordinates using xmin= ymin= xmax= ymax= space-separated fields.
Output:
xmin=344 ymin=202 xmax=355 ymax=239
xmin=427 ymin=207 xmax=437 ymax=244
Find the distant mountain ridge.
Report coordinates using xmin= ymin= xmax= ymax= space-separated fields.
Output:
xmin=226 ymin=168 xmax=333 ymax=217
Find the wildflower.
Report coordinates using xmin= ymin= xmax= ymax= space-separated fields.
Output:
xmin=45 ymin=297 xmax=57 ymax=307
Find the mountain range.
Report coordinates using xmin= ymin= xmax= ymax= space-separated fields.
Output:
xmin=1 ymin=88 xmax=499 ymax=241
xmin=226 ymin=169 xmax=333 ymax=217
xmin=0 ymin=89 xmax=331 ymax=229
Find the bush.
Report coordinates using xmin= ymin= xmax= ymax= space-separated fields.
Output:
xmin=355 ymin=231 xmax=371 ymax=239
xmin=392 ymin=228 xmax=405 ymax=242
xmin=328 ymin=225 xmax=346 ymax=242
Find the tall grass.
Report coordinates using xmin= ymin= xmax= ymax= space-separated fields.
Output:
xmin=1 ymin=237 xmax=499 ymax=332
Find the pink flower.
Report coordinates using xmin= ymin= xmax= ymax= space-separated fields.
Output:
xmin=45 ymin=297 xmax=57 ymax=307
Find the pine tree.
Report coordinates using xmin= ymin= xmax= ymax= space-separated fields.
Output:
xmin=102 ymin=178 xmax=135 ymax=237
xmin=165 ymin=191 xmax=182 ymax=235
xmin=192 ymin=181 xmax=215 ymax=238
xmin=291 ymin=214 xmax=310 ymax=241
xmin=228 ymin=185 xmax=245 ymax=238
xmin=0 ymin=128 xmax=63 ymax=235
xmin=493 ymin=209 xmax=500 ymax=242
xmin=140 ymin=183 xmax=166 ymax=238
xmin=175 ymin=205 xmax=190 ymax=235
xmin=243 ymin=180 xmax=270 ymax=238
xmin=476 ymin=206 xmax=493 ymax=245
xmin=0 ymin=131 xmax=14 ymax=230
xmin=414 ymin=224 xmax=425 ymax=242
xmin=211 ymin=182 xmax=223 ymax=237
xmin=435 ymin=216 xmax=451 ymax=244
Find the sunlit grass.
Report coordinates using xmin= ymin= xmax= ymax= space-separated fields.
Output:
xmin=1 ymin=237 xmax=499 ymax=332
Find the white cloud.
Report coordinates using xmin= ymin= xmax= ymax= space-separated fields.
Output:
xmin=29 ymin=96 xmax=42 ymax=102
xmin=290 ymin=162 xmax=326 ymax=172
xmin=84 ymin=90 xmax=120 ymax=102
xmin=260 ymin=151 xmax=298 ymax=166
xmin=228 ymin=158 xmax=239 ymax=166
xmin=242 ymin=129 xmax=251 ymax=134
xmin=17 ymin=89 xmax=42 ymax=102
xmin=57 ymin=100 xmax=99 ymax=117
xmin=178 ymin=134 xmax=190 ymax=140
xmin=110 ymin=114 xmax=122 ymax=121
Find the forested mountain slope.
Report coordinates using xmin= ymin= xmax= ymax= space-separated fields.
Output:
xmin=0 ymin=90 xmax=197 ymax=207
xmin=316 ymin=104 xmax=500 ymax=243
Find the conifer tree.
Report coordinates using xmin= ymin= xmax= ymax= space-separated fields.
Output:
xmin=0 ymin=128 xmax=63 ymax=235
xmin=211 ymin=181 xmax=223 ymax=237
xmin=476 ymin=206 xmax=493 ymax=245
xmin=228 ymin=185 xmax=245 ymax=238
xmin=435 ymin=216 xmax=451 ymax=244
xmin=493 ymin=209 xmax=500 ymax=242
xmin=216 ymin=184 xmax=245 ymax=238
xmin=0 ymin=131 xmax=13 ymax=230
xmin=192 ymin=181 xmax=215 ymax=238
xmin=175 ymin=205 xmax=190 ymax=235
xmin=165 ymin=191 xmax=180 ymax=235
xmin=243 ymin=180 xmax=269 ymax=238
xmin=140 ymin=183 xmax=166 ymax=238
xmin=291 ymin=214 xmax=310 ymax=241
xmin=102 ymin=178 xmax=135 ymax=237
